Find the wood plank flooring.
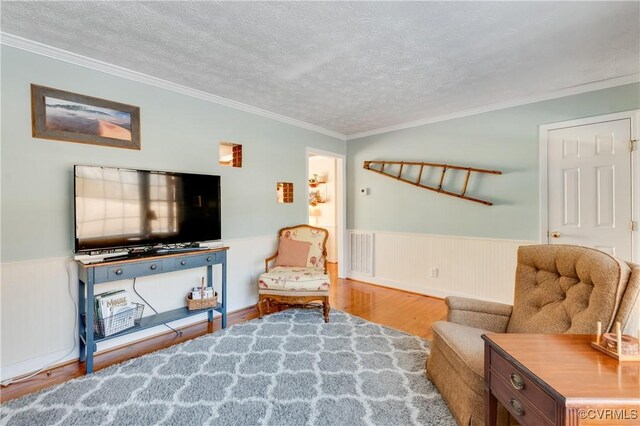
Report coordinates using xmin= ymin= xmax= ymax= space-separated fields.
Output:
xmin=0 ymin=264 xmax=446 ymax=403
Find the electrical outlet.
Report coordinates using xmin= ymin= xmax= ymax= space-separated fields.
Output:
xmin=430 ymin=268 xmax=439 ymax=278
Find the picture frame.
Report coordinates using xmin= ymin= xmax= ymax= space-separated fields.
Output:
xmin=31 ymin=84 xmax=141 ymax=150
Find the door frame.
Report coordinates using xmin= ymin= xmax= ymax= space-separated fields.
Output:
xmin=539 ymin=109 xmax=640 ymax=262
xmin=305 ymin=147 xmax=347 ymax=278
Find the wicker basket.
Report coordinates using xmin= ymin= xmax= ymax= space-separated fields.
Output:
xmin=186 ymin=295 xmax=217 ymax=311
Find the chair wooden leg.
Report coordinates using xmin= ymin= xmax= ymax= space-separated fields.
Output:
xmin=323 ymin=297 xmax=330 ymax=323
xmin=265 ymin=298 xmax=271 ymax=313
xmin=257 ymin=295 xmax=264 ymax=319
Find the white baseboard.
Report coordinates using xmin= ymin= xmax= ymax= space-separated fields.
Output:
xmin=346 ymin=272 xmax=504 ymax=303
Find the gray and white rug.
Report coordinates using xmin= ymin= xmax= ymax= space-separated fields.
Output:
xmin=1 ymin=309 xmax=454 ymax=426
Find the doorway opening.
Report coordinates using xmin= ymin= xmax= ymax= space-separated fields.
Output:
xmin=307 ymin=149 xmax=345 ymax=278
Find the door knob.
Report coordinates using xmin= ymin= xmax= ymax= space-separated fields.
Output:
xmin=551 ymin=231 xmax=561 ymax=238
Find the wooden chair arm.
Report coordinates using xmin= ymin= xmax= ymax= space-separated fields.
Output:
xmin=323 ymin=249 xmax=328 ymax=274
xmin=265 ymin=253 xmax=278 ymax=272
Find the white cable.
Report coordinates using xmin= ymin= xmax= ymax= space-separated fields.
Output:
xmin=1 ymin=258 xmax=79 ymax=387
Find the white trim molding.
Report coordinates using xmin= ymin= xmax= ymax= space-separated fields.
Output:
xmin=0 ymin=32 xmax=346 ymax=141
xmin=539 ymin=110 xmax=640 ymax=262
xmin=348 ymin=74 xmax=640 ymax=140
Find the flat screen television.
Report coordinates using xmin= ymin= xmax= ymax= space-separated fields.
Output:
xmin=74 ymin=165 xmax=221 ymax=253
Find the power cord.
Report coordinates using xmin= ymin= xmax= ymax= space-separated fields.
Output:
xmin=132 ymin=278 xmax=182 ymax=337
xmin=1 ymin=259 xmax=79 ymax=387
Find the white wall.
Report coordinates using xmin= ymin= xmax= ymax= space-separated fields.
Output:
xmin=0 ymin=46 xmax=345 ymax=380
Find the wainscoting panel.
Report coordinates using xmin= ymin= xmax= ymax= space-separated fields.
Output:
xmin=347 ymin=230 xmax=537 ymax=304
xmin=0 ymin=235 xmax=276 ymax=382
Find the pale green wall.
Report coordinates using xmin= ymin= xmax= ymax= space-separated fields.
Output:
xmin=347 ymin=83 xmax=640 ymax=240
xmin=0 ymin=46 xmax=345 ymax=262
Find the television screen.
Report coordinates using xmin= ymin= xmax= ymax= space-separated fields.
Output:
xmin=74 ymin=165 xmax=221 ymax=252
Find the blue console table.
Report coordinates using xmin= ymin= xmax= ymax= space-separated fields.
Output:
xmin=77 ymin=247 xmax=228 ymax=373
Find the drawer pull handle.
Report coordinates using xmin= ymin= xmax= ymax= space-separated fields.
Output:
xmin=150 ymin=264 xmax=157 ymax=270
xmin=509 ymin=372 xmax=525 ymax=390
xmin=509 ymin=398 xmax=524 ymax=416
xmin=180 ymin=260 xmax=187 ymax=266
xmin=207 ymin=256 xmax=212 ymax=262
xmin=114 ymin=269 xmax=123 ymax=276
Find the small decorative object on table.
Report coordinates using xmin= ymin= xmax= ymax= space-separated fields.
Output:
xmin=186 ymin=277 xmax=218 ymax=310
xmin=591 ymin=321 xmax=640 ymax=361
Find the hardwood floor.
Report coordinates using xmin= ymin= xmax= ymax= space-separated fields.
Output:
xmin=0 ymin=264 xmax=446 ymax=403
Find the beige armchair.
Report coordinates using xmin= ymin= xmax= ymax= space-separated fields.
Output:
xmin=427 ymin=244 xmax=640 ymax=426
xmin=257 ymin=224 xmax=331 ymax=322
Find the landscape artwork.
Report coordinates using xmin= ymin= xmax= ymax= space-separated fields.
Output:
xmin=31 ymin=85 xmax=140 ymax=150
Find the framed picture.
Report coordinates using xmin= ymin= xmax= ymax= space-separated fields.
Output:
xmin=31 ymin=84 xmax=140 ymax=150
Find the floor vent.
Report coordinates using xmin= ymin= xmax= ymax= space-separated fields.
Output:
xmin=349 ymin=231 xmax=374 ymax=276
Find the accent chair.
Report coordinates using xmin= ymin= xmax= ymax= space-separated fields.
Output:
xmin=427 ymin=244 xmax=640 ymax=426
xmin=257 ymin=224 xmax=331 ymax=322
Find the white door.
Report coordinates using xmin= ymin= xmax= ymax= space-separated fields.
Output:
xmin=547 ymin=118 xmax=632 ymax=260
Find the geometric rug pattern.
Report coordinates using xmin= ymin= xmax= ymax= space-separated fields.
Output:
xmin=1 ymin=309 xmax=454 ymax=425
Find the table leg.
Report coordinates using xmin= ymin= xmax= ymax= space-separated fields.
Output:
xmin=85 ymin=273 xmax=95 ymax=374
xmin=78 ymin=278 xmax=86 ymax=362
xmin=207 ymin=264 xmax=213 ymax=323
xmin=485 ymin=385 xmax=498 ymax=426
xmin=221 ymin=253 xmax=227 ymax=329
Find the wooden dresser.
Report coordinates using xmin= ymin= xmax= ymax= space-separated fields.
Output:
xmin=483 ymin=333 xmax=640 ymax=425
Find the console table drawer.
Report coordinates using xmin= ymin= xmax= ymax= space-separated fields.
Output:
xmin=107 ymin=261 xmax=164 ymax=280
xmin=202 ymin=252 xmax=221 ymax=264
xmin=174 ymin=252 xmax=220 ymax=269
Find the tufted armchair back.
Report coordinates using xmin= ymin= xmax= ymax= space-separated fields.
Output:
xmin=279 ymin=225 xmax=328 ymax=270
xmin=507 ymin=245 xmax=639 ymax=334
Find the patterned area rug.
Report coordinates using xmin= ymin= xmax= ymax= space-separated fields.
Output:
xmin=1 ymin=309 xmax=454 ymax=426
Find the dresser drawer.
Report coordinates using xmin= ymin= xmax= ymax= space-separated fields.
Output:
xmin=490 ymin=348 xmax=557 ymax=423
xmin=107 ymin=260 xmax=163 ymax=280
xmin=490 ymin=370 xmax=552 ymax=426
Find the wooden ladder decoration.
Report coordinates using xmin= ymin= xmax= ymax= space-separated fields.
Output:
xmin=363 ymin=160 xmax=502 ymax=206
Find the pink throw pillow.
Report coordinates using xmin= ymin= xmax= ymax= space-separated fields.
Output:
xmin=274 ymin=237 xmax=311 ymax=267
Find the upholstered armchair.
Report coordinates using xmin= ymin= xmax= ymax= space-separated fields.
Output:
xmin=427 ymin=244 xmax=640 ymax=426
xmin=257 ymin=224 xmax=331 ymax=322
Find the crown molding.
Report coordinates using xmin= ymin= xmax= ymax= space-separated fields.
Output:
xmin=346 ymin=73 xmax=640 ymax=140
xmin=3 ymin=32 xmax=637 ymax=143
xmin=0 ymin=32 xmax=347 ymax=141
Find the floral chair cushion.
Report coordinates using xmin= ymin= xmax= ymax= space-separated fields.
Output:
xmin=258 ymin=266 xmax=330 ymax=292
xmin=281 ymin=226 xmax=327 ymax=269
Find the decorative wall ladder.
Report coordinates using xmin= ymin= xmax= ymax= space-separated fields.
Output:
xmin=363 ymin=160 xmax=502 ymax=206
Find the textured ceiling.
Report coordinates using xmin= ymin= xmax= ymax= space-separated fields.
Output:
xmin=1 ymin=1 xmax=639 ymax=137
